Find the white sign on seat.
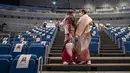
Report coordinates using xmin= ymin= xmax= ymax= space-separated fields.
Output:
xmin=13 ymin=44 xmax=24 ymax=52
xmin=125 ymin=35 xmax=129 ymax=38
xmin=22 ymin=41 xmax=27 ymax=44
xmin=50 ymin=32 xmax=53 ymax=34
xmin=20 ymin=38 xmax=24 ymax=42
xmin=47 ymin=35 xmax=50 ymax=39
xmin=2 ymin=41 xmax=7 ymax=44
xmin=33 ymin=36 xmax=36 ymax=38
xmin=122 ymin=38 xmax=126 ymax=42
xmin=18 ymin=35 xmax=21 ymax=39
xmin=41 ymin=41 xmax=46 ymax=45
xmin=16 ymin=54 xmax=31 ymax=68
xmin=115 ymin=33 xmax=118 ymax=36
xmin=92 ymin=33 xmax=96 ymax=36
xmin=36 ymin=38 xmax=41 ymax=42
xmin=42 ymin=34 xmax=45 ymax=36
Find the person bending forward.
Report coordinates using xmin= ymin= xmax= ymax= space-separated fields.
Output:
xmin=61 ymin=10 xmax=76 ymax=65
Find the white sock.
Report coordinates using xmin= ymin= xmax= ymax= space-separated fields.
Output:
xmin=63 ymin=62 xmax=68 ymax=65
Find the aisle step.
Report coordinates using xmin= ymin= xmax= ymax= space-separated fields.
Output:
xmin=100 ymin=50 xmax=123 ymax=53
xmin=100 ymin=53 xmax=124 ymax=57
xmin=49 ymin=53 xmax=61 ymax=57
xmin=43 ymin=63 xmax=130 ymax=71
xmin=48 ymin=57 xmax=130 ymax=64
xmin=51 ymin=50 xmax=62 ymax=53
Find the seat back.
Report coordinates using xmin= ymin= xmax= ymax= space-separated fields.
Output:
xmin=0 ymin=55 xmax=12 ymax=73
xmin=10 ymin=54 xmax=38 ymax=73
xmin=29 ymin=44 xmax=46 ymax=64
xmin=89 ymin=42 xmax=99 ymax=53
xmin=0 ymin=59 xmax=9 ymax=73
xmin=0 ymin=44 xmax=11 ymax=54
xmin=10 ymin=43 xmax=28 ymax=58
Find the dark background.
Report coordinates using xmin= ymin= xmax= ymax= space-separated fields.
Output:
xmin=0 ymin=0 xmax=20 ymax=5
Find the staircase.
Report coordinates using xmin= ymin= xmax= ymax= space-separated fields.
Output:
xmin=48 ymin=31 xmax=64 ymax=64
xmin=43 ymin=31 xmax=130 ymax=71
xmin=99 ymin=31 xmax=124 ymax=57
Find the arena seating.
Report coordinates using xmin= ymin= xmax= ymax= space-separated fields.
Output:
xmin=104 ymin=26 xmax=130 ymax=54
xmin=96 ymin=8 xmax=114 ymax=13
xmin=0 ymin=4 xmax=51 ymax=13
xmin=0 ymin=26 xmax=57 ymax=72
xmin=10 ymin=54 xmax=42 ymax=73
xmin=0 ymin=54 xmax=43 ymax=73
xmin=119 ymin=7 xmax=130 ymax=12
xmin=89 ymin=27 xmax=100 ymax=54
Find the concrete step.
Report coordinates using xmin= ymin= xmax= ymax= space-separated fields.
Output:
xmin=49 ymin=53 xmax=61 ymax=57
xmin=51 ymin=50 xmax=62 ymax=53
xmin=101 ymin=43 xmax=116 ymax=45
xmin=51 ymin=47 xmax=63 ymax=50
xmin=49 ymin=53 xmax=99 ymax=57
xmin=52 ymin=45 xmax=63 ymax=47
xmin=100 ymin=50 xmax=123 ymax=53
xmin=101 ymin=44 xmax=118 ymax=46
xmin=101 ymin=45 xmax=118 ymax=48
xmin=48 ymin=57 xmax=130 ymax=64
xmin=43 ymin=63 xmax=130 ymax=71
xmin=100 ymin=48 xmax=120 ymax=50
xmin=100 ymin=53 xmax=124 ymax=57
xmin=100 ymin=45 xmax=118 ymax=48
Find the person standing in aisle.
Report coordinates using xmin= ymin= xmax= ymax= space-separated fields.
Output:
xmin=75 ymin=9 xmax=93 ymax=64
xmin=60 ymin=10 xmax=76 ymax=65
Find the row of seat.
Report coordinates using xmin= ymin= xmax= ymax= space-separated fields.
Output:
xmin=0 ymin=27 xmax=57 ymax=64
xmin=0 ymin=54 xmax=42 ymax=73
xmin=89 ymin=27 xmax=100 ymax=54
xmin=0 ymin=27 xmax=57 ymax=73
xmin=119 ymin=8 xmax=130 ymax=12
xmin=0 ymin=4 xmax=51 ymax=13
xmin=104 ymin=26 xmax=130 ymax=53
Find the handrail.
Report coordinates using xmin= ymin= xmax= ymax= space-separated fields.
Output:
xmin=122 ymin=42 xmax=126 ymax=54
xmin=98 ymin=37 xmax=101 ymax=55
xmin=45 ymin=45 xmax=49 ymax=64
xmin=37 ymin=56 xmax=43 ymax=73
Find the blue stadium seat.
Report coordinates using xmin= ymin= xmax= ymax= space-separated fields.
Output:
xmin=124 ymin=41 xmax=130 ymax=52
xmin=43 ymin=35 xmax=52 ymax=43
xmin=10 ymin=59 xmax=37 ymax=73
xmin=0 ymin=59 xmax=10 ymax=73
xmin=91 ymin=38 xmax=99 ymax=43
xmin=0 ymin=55 xmax=12 ymax=61
xmin=28 ymin=43 xmax=46 ymax=64
xmin=14 ymin=54 xmax=42 ymax=73
xmin=27 ymin=38 xmax=35 ymax=43
xmin=0 ymin=55 xmax=12 ymax=73
xmin=89 ymin=42 xmax=99 ymax=53
xmin=0 ymin=44 xmax=11 ymax=54
xmin=10 ymin=43 xmax=28 ymax=58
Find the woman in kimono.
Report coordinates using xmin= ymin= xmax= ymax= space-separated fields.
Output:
xmin=61 ymin=10 xmax=76 ymax=65
xmin=75 ymin=9 xmax=92 ymax=64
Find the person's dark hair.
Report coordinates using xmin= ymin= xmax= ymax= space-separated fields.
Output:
xmin=66 ymin=10 xmax=76 ymax=28
xmin=67 ymin=10 xmax=74 ymax=16
xmin=80 ymin=9 xmax=88 ymax=14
